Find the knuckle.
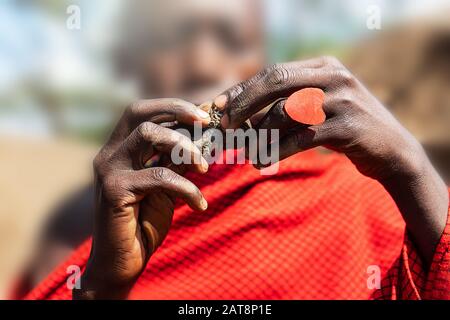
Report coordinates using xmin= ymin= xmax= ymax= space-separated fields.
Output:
xmin=266 ymin=64 xmax=290 ymax=86
xmin=335 ymin=69 xmax=355 ymax=87
xmin=127 ymin=100 xmax=143 ymax=116
xmin=136 ymin=121 xmax=156 ymax=140
xmin=336 ymin=91 xmax=356 ymax=108
xmin=261 ymin=64 xmax=275 ymax=77
xmin=321 ymin=55 xmax=342 ymax=67
xmin=136 ymin=122 xmax=147 ymax=138
xmin=150 ymin=167 xmax=171 ymax=182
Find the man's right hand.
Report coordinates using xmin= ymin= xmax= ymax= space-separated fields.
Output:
xmin=73 ymin=99 xmax=211 ymax=299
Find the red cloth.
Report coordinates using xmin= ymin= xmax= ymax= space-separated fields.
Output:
xmin=24 ymin=150 xmax=450 ymax=299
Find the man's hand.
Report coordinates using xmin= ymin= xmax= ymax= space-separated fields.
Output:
xmin=214 ymin=56 xmax=449 ymax=266
xmin=73 ymin=99 xmax=211 ymax=299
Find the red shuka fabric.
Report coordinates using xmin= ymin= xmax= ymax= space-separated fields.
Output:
xmin=24 ymin=150 xmax=450 ymax=299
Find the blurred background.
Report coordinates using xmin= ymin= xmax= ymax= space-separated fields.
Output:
xmin=0 ymin=0 xmax=449 ymax=298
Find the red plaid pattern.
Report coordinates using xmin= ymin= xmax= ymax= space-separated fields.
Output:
xmin=23 ymin=150 xmax=450 ymax=300
xmin=373 ymin=208 xmax=450 ymax=299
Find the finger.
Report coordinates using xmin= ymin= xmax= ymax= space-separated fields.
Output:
xmin=120 ymin=122 xmax=209 ymax=173
xmin=127 ymin=167 xmax=208 ymax=212
xmin=248 ymin=90 xmax=335 ymax=162
xmin=139 ymin=193 xmax=175 ymax=255
xmin=277 ymin=125 xmax=330 ymax=163
xmin=255 ymin=99 xmax=296 ymax=138
xmin=221 ymin=66 xmax=336 ymax=129
xmin=128 ymin=98 xmax=211 ymax=126
xmin=254 ymin=123 xmax=330 ymax=168
xmin=103 ymin=99 xmax=211 ymax=158
xmin=243 ymin=99 xmax=292 ymax=161
xmin=213 ymin=57 xmax=328 ymax=110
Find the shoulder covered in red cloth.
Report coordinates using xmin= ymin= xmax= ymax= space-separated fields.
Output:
xmin=23 ymin=150 xmax=450 ymax=300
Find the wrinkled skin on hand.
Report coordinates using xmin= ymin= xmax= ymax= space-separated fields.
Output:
xmin=75 ymin=57 xmax=448 ymax=300
xmin=75 ymin=99 xmax=210 ymax=299
xmin=215 ymin=56 xmax=448 ymax=268
xmin=216 ymin=56 xmax=421 ymax=181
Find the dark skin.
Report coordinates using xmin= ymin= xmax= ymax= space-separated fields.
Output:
xmin=74 ymin=99 xmax=211 ymax=299
xmin=74 ymin=57 xmax=448 ymax=300
xmin=216 ymin=56 xmax=448 ymax=264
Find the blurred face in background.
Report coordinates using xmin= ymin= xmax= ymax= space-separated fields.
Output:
xmin=120 ymin=0 xmax=266 ymax=104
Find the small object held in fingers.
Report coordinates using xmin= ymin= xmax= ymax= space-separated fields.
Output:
xmin=207 ymin=102 xmax=252 ymax=130
xmin=197 ymin=102 xmax=251 ymax=158
xmin=284 ymin=88 xmax=326 ymax=125
xmin=207 ymin=103 xmax=223 ymax=129
xmin=167 ymin=101 xmax=253 ymax=161
xmin=176 ymin=103 xmax=224 ymax=159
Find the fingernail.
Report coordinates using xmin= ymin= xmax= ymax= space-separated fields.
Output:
xmin=200 ymin=197 xmax=208 ymax=211
xmin=214 ymin=95 xmax=227 ymax=110
xmin=196 ymin=108 xmax=210 ymax=119
xmin=199 ymin=101 xmax=213 ymax=112
xmin=201 ymin=157 xmax=209 ymax=172
xmin=221 ymin=114 xmax=229 ymax=128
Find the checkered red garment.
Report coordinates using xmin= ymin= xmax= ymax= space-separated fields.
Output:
xmin=25 ymin=150 xmax=450 ymax=299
